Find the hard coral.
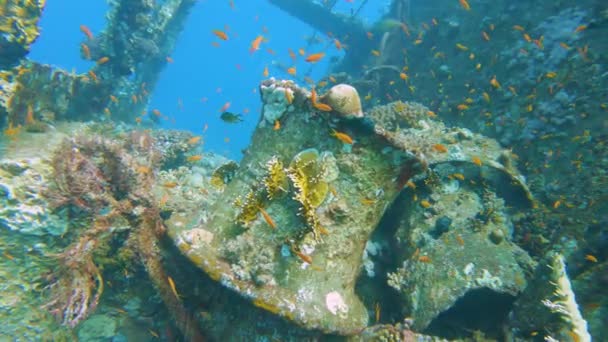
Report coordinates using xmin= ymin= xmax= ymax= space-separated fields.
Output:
xmin=321 ymin=84 xmax=364 ymax=119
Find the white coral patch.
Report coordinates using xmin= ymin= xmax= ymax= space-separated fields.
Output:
xmin=181 ymin=228 xmax=214 ymax=246
xmin=325 ymin=291 xmax=348 ymax=315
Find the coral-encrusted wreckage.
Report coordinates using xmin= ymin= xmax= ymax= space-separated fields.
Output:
xmin=1 ymin=0 xmax=605 ymax=340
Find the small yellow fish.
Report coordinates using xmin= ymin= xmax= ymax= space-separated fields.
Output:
xmin=163 ymin=181 xmax=178 ymax=188
xmin=167 ymin=276 xmax=180 ymax=299
xmin=482 ymin=92 xmax=491 ymax=103
xmin=284 ymin=90 xmax=293 ymax=104
xmin=585 ymin=254 xmax=598 ymax=263
xmin=452 ymin=173 xmax=465 ymax=180
xmin=455 ymin=43 xmax=468 ymax=51
xmin=457 ymin=104 xmax=469 ymax=111
xmin=490 ymin=76 xmax=501 ymax=89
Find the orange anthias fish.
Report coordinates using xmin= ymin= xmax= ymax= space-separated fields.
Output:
xmin=313 ymin=102 xmax=332 ymax=112
xmin=249 ymin=35 xmax=264 ymax=53
xmin=81 ymin=43 xmax=91 ymax=60
xmin=459 ymin=0 xmax=471 ymax=11
xmin=3 ymin=122 xmax=21 ymax=140
xmin=219 ymin=101 xmax=231 ymax=112
xmin=490 ymin=76 xmax=501 ymax=89
xmin=88 ymin=70 xmax=98 ymax=83
xmin=432 ymin=144 xmax=448 ymax=153
xmin=188 ymin=136 xmax=202 ymax=145
xmin=263 ymin=65 xmax=269 ymax=77
xmin=97 ymin=56 xmax=110 ymax=65
xmin=212 ymin=29 xmax=229 ymax=40
xmin=80 ymin=25 xmax=94 ymax=40
xmin=287 ymin=67 xmax=296 ymax=75
xmin=25 ymin=105 xmax=35 ymax=124
xmin=291 ymin=248 xmax=313 ymax=264
xmin=331 ymin=130 xmax=353 ymax=145
xmin=309 ymin=87 xmax=331 ymax=111
xmin=334 ymin=39 xmax=342 ymax=50
xmin=187 ymin=155 xmax=202 ymax=162
xmin=258 ymin=207 xmax=276 ymax=229
xmin=310 ymin=87 xmax=317 ymax=103
xmin=305 ymin=52 xmax=325 ymax=63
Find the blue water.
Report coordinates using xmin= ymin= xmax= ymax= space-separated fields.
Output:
xmin=30 ymin=0 xmax=385 ymax=159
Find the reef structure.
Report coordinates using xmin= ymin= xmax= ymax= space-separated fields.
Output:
xmin=166 ymin=79 xmax=413 ymax=334
xmin=164 ymin=79 xmax=536 ymax=337
xmin=0 ymin=0 xmax=45 ymax=68
xmin=1 ymin=0 xmax=197 ymax=130
xmin=509 ymin=252 xmax=592 ymax=341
